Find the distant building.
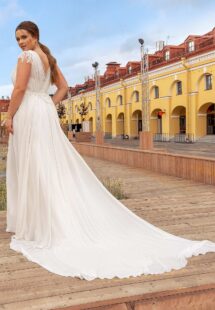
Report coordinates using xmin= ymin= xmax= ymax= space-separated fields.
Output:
xmin=0 ymin=99 xmax=10 ymax=126
xmin=63 ymin=27 xmax=215 ymax=140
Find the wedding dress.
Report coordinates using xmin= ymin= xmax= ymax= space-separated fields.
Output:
xmin=6 ymin=50 xmax=215 ymax=280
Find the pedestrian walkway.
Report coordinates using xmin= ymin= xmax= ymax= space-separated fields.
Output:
xmin=1 ymin=155 xmax=214 ymax=309
xmin=85 ymin=156 xmax=215 ymax=241
xmin=104 ymin=138 xmax=215 ymax=159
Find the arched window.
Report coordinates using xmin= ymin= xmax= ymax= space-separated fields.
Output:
xmin=205 ymin=74 xmax=212 ymax=90
xmin=132 ymin=91 xmax=139 ymax=102
xmin=117 ymin=95 xmax=123 ymax=105
xmin=154 ymin=86 xmax=159 ymax=99
xmin=176 ymin=81 xmax=182 ymax=95
xmin=106 ymin=97 xmax=111 ymax=107
xmin=88 ymin=102 xmax=92 ymax=111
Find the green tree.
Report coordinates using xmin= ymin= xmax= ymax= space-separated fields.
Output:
xmin=77 ymin=102 xmax=89 ymax=122
xmin=57 ymin=102 xmax=66 ymax=120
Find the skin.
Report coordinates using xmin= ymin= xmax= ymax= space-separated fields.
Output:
xmin=5 ymin=29 xmax=68 ymax=135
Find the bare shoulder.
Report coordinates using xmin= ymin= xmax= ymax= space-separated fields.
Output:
xmin=36 ymin=50 xmax=49 ymax=62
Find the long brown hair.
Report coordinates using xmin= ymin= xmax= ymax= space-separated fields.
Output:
xmin=15 ymin=21 xmax=58 ymax=84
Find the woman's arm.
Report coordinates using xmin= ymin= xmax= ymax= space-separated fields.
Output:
xmin=6 ymin=53 xmax=32 ymax=134
xmin=7 ymin=56 xmax=32 ymax=119
xmin=52 ymin=65 xmax=68 ymax=105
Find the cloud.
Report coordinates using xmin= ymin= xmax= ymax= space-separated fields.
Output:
xmin=125 ymin=0 xmax=215 ymax=49
xmin=57 ymin=0 xmax=215 ymax=87
xmin=1 ymin=0 xmax=214 ymax=94
xmin=57 ymin=33 xmax=145 ymax=86
xmin=129 ymin=0 xmax=205 ymax=7
xmin=0 ymin=0 xmax=25 ymax=26
xmin=0 ymin=84 xmax=13 ymax=97
xmin=57 ymin=8 xmax=215 ymax=88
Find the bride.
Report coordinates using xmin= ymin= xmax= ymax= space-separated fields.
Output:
xmin=5 ymin=21 xmax=215 ymax=281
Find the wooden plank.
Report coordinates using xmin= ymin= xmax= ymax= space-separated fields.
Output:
xmin=1 ymin=273 xmax=215 ymax=310
xmin=0 ymin=258 xmax=215 ymax=305
xmin=1 ymin=155 xmax=215 ymax=309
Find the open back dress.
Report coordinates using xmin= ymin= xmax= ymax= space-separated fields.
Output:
xmin=6 ymin=50 xmax=215 ymax=280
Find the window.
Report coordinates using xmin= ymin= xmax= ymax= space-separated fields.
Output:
xmin=188 ymin=41 xmax=195 ymax=52
xmin=134 ymin=91 xmax=139 ymax=102
xmin=106 ymin=98 xmax=111 ymax=107
xmin=165 ymin=51 xmax=170 ymax=61
xmin=117 ymin=95 xmax=123 ymax=105
xmin=154 ymin=86 xmax=159 ymax=99
xmin=176 ymin=81 xmax=182 ymax=95
xmin=205 ymin=74 xmax=212 ymax=90
xmin=128 ymin=66 xmax=132 ymax=74
xmin=88 ymin=102 xmax=92 ymax=111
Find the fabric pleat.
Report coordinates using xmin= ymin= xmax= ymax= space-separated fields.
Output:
xmin=6 ymin=50 xmax=215 ymax=280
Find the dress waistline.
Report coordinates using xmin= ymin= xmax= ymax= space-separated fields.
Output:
xmin=25 ymin=90 xmax=50 ymax=96
xmin=25 ymin=90 xmax=53 ymax=104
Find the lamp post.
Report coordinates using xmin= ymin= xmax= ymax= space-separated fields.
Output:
xmin=68 ymin=90 xmax=72 ymax=131
xmin=92 ymin=61 xmax=104 ymax=144
xmin=138 ymin=38 xmax=153 ymax=149
xmin=67 ymin=89 xmax=74 ymax=141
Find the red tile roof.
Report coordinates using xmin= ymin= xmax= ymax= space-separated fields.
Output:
xmin=66 ymin=27 xmax=215 ymax=97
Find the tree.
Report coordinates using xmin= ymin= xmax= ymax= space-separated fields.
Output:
xmin=57 ymin=102 xmax=66 ymax=121
xmin=77 ymin=102 xmax=89 ymax=122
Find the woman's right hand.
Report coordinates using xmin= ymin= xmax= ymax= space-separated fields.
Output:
xmin=5 ymin=118 xmax=14 ymax=135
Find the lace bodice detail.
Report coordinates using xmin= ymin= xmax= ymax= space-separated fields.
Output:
xmin=12 ymin=50 xmax=51 ymax=94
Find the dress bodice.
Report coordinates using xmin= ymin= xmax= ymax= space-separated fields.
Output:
xmin=12 ymin=50 xmax=51 ymax=94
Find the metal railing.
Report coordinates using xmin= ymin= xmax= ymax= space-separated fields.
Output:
xmin=104 ymin=132 xmax=112 ymax=139
xmin=173 ymin=133 xmax=195 ymax=143
xmin=153 ymin=133 xmax=170 ymax=142
xmin=153 ymin=133 xmax=195 ymax=143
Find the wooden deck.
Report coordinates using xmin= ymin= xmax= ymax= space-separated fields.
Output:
xmin=0 ymin=156 xmax=215 ymax=310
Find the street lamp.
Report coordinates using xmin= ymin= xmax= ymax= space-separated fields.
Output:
xmin=138 ymin=38 xmax=153 ymax=149
xmin=92 ymin=62 xmax=101 ymax=131
xmin=138 ymin=38 xmax=144 ymax=46
xmin=67 ymin=89 xmax=73 ymax=131
xmin=92 ymin=61 xmax=104 ymax=144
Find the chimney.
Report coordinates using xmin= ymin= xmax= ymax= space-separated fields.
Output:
xmin=156 ymin=41 xmax=165 ymax=51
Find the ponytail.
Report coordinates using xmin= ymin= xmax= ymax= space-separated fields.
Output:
xmin=38 ymin=42 xmax=58 ymax=84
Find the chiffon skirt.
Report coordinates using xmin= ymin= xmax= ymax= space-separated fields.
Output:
xmin=6 ymin=91 xmax=215 ymax=280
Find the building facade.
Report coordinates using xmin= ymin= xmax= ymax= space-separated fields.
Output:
xmin=64 ymin=27 xmax=215 ymax=141
xmin=0 ymin=99 xmax=10 ymax=124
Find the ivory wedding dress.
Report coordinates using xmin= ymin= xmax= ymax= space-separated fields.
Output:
xmin=6 ymin=50 xmax=215 ymax=280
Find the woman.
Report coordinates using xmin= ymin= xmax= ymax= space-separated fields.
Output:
xmin=5 ymin=21 xmax=215 ymax=281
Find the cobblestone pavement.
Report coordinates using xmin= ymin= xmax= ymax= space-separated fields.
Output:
xmin=103 ymin=138 xmax=215 ymax=159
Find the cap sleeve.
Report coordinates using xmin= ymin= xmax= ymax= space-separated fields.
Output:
xmin=18 ymin=50 xmax=34 ymax=64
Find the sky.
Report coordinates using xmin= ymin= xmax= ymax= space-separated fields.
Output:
xmin=1 ymin=0 xmax=215 ymax=97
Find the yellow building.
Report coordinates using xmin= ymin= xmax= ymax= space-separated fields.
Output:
xmin=63 ymin=28 xmax=215 ymax=141
xmin=0 ymin=99 xmax=10 ymax=127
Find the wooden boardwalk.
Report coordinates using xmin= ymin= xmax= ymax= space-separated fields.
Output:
xmin=0 ymin=156 xmax=215 ymax=310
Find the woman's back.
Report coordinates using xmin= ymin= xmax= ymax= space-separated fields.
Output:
xmin=12 ymin=50 xmax=51 ymax=94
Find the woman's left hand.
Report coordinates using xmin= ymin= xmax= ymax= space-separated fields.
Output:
xmin=5 ymin=118 xmax=14 ymax=135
